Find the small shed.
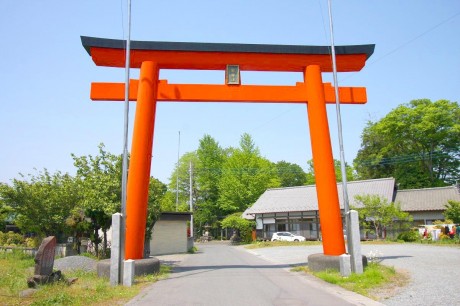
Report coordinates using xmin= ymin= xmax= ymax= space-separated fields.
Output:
xmin=149 ymin=212 xmax=193 ymax=256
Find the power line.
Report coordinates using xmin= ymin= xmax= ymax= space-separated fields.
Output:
xmin=252 ymin=9 xmax=460 ymax=130
xmin=340 ymin=10 xmax=460 ymax=82
xmin=356 ymin=150 xmax=459 ymax=167
xmin=171 ymin=149 xmax=458 ymax=175
xmin=367 ymin=10 xmax=460 ymax=68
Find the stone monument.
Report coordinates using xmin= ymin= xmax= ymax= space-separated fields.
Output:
xmin=27 ymin=236 xmax=62 ymax=288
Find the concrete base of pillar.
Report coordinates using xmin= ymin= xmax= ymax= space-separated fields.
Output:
xmin=308 ymin=253 xmax=367 ymax=272
xmin=97 ymin=257 xmax=160 ymax=278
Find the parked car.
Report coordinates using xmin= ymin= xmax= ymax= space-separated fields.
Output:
xmin=271 ymin=232 xmax=305 ymax=242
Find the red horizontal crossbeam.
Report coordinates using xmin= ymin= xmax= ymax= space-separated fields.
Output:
xmin=82 ymin=37 xmax=374 ymax=73
xmin=90 ymin=80 xmax=367 ymax=104
xmin=90 ymin=48 xmax=369 ymax=73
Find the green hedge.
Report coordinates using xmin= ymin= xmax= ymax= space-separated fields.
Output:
xmin=397 ymin=230 xmax=420 ymax=242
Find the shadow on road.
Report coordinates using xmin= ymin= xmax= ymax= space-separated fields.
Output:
xmin=161 ymin=262 xmax=308 ymax=280
xmin=380 ymin=255 xmax=413 ymax=260
xmin=174 ymin=263 xmax=304 ymax=272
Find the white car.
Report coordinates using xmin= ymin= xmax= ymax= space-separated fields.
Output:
xmin=271 ymin=232 xmax=305 ymax=242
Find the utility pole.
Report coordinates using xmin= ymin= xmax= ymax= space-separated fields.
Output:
xmin=119 ymin=0 xmax=132 ymax=285
xmin=189 ymin=161 xmax=194 ymax=238
xmin=327 ymin=0 xmax=363 ymax=274
xmin=176 ymin=131 xmax=180 ymax=211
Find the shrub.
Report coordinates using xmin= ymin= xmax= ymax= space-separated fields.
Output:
xmin=397 ymin=230 xmax=420 ymax=242
xmin=221 ymin=213 xmax=255 ymax=244
xmin=4 ymin=232 xmax=25 ymax=246
xmin=439 ymin=233 xmax=450 ymax=240
xmin=25 ymin=237 xmax=41 ymax=248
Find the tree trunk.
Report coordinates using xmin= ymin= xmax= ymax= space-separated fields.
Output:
xmin=94 ymin=228 xmax=99 ymax=257
xmin=374 ymin=223 xmax=380 ymax=239
xmin=76 ymin=237 xmax=81 ymax=255
xmin=144 ymin=239 xmax=150 ymax=259
xmin=103 ymin=229 xmax=107 ymax=258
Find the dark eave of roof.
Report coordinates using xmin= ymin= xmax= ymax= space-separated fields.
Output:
xmin=159 ymin=212 xmax=192 ymax=221
xmin=81 ymin=36 xmax=375 ymax=59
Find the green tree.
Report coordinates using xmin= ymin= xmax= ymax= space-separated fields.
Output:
xmin=352 ymin=194 xmax=412 ymax=239
xmin=0 ymin=170 xmax=78 ymax=238
xmin=65 ymin=208 xmax=90 ymax=254
xmin=305 ymin=159 xmax=356 ymax=185
xmin=144 ymin=177 xmax=167 ymax=257
xmin=159 ymin=191 xmax=177 ymax=212
xmin=194 ymin=135 xmax=226 ymax=229
xmin=444 ymin=200 xmax=460 ymax=224
xmin=0 ymin=196 xmax=12 ymax=231
xmin=72 ymin=144 xmax=122 ymax=258
xmin=221 ymin=213 xmax=255 ymax=243
xmin=275 ymin=161 xmax=307 ymax=187
xmin=354 ymin=99 xmax=460 ymax=189
xmin=217 ymin=134 xmax=280 ymax=215
xmin=168 ymin=151 xmax=199 ymax=212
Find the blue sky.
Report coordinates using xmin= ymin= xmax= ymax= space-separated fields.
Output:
xmin=1 ymin=1 xmax=459 ymax=185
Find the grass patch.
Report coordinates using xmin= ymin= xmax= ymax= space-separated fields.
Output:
xmin=418 ymin=237 xmax=460 ymax=246
xmin=0 ymin=250 xmax=35 ymax=302
xmin=0 ymin=251 xmax=171 ymax=306
xmin=245 ymin=240 xmax=322 ymax=249
xmin=291 ymin=262 xmax=408 ymax=300
xmin=188 ymin=246 xmax=198 ymax=254
xmin=361 ymin=239 xmax=460 ymax=247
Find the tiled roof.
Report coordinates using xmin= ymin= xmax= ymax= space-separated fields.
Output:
xmin=244 ymin=177 xmax=396 ymax=215
xmin=395 ymin=186 xmax=460 ymax=211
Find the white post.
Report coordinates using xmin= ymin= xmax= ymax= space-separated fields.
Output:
xmin=339 ymin=254 xmax=351 ymax=277
xmin=110 ymin=213 xmax=122 ymax=286
xmin=348 ymin=210 xmax=364 ymax=274
xmin=123 ymin=259 xmax=135 ymax=287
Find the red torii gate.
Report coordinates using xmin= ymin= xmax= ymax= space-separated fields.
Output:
xmin=81 ymin=36 xmax=374 ymax=260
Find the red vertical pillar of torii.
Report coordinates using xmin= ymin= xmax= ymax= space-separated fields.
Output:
xmin=305 ymin=65 xmax=345 ymax=255
xmin=124 ymin=61 xmax=159 ymax=259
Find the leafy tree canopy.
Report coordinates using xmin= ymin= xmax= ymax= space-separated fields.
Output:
xmin=444 ymin=200 xmax=460 ymax=224
xmin=354 ymin=99 xmax=460 ymax=189
xmin=217 ymin=134 xmax=280 ymax=215
xmin=145 ymin=177 xmax=168 ymax=240
xmin=305 ymin=159 xmax=356 ymax=185
xmin=195 ymin=135 xmax=224 ymax=201
xmin=0 ymin=193 xmax=13 ymax=230
xmin=221 ymin=212 xmax=255 ymax=243
xmin=275 ymin=161 xmax=307 ymax=187
xmin=0 ymin=170 xmax=78 ymax=237
xmin=194 ymin=135 xmax=226 ymax=226
xmin=352 ymin=194 xmax=412 ymax=239
xmin=72 ymin=143 xmax=123 ymax=257
xmin=72 ymin=143 xmax=122 ymax=217
xmin=168 ymin=151 xmax=199 ymax=210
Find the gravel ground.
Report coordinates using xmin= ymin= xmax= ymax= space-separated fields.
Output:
xmin=54 ymin=255 xmax=98 ymax=272
xmin=244 ymin=243 xmax=460 ymax=306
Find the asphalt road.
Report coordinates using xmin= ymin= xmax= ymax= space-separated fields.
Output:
xmin=245 ymin=243 xmax=460 ymax=306
xmin=127 ymin=242 xmax=381 ymax=306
